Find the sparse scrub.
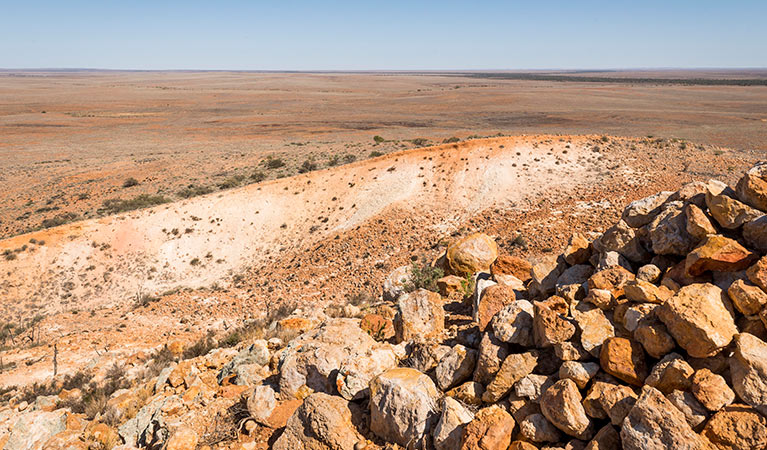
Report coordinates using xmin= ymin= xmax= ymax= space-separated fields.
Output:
xmin=41 ymin=212 xmax=79 ymax=229
xmin=373 ymin=135 xmax=385 ymax=144
xmin=217 ymin=175 xmax=245 ymax=189
xmin=405 ymin=260 xmax=444 ymax=293
xmin=265 ymin=156 xmax=285 ymax=169
xmin=101 ymin=194 xmax=170 ymax=215
xmin=177 ymin=184 xmax=214 ymax=199
xmin=250 ymin=170 xmax=266 ymax=182
xmin=298 ymin=159 xmax=318 ymax=174
xmin=122 ymin=177 xmax=139 ymax=188
xmin=370 ymin=151 xmax=384 ymax=158
xmin=443 ymin=136 xmax=460 ymax=143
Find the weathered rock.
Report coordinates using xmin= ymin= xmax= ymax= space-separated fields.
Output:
xmin=747 ymin=256 xmax=767 ymax=291
xmin=384 ymin=265 xmax=413 ymax=301
xmin=394 ymin=289 xmax=445 ymax=343
xmin=573 ymin=303 xmax=615 ymax=357
xmin=433 ymin=397 xmax=474 ymax=450
xmin=491 ymin=254 xmax=533 ymax=282
xmin=473 ymin=332 xmax=509 ymax=385
xmin=685 ymin=235 xmax=756 ymax=277
xmin=593 ymin=220 xmax=650 ymax=262
xmin=686 ymin=203 xmax=718 ymax=241
xmin=599 ymin=383 xmax=638 ymax=426
xmin=369 ymin=368 xmax=440 ymax=449
xmin=555 ymin=341 xmax=591 ymax=362
xmin=460 ymin=405 xmax=515 ymax=450
xmin=491 ymin=300 xmax=534 ymax=346
xmin=585 ymin=425 xmax=620 ymax=450
xmin=405 ymin=342 xmax=450 ymax=373
xmin=336 ymin=344 xmax=398 ymax=400
xmin=645 ymin=353 xmax=694 ymax=394
xmin=583 ymin=381 xmax=611 ymax=420
xmin=165 ymin=427 xmax=199 ymax=450
xmin=437 ymin=275 xmax=466 ymax=297
xmin=519 ymin=413 xmax=563 ymax=443
xmin=691 ymin=368 xmax=735 ymax=411
xmin=218 ymin=340 xmax=270 ymax=385
xmin=657 ymin=283 xmax=737 ymax=358
xmin=583 ymin=288 xmax=615 ymax=310
xmin=279 ymin=319 xmax=376 ymax=399
xmin=624 ymin=279 xmax=673 ymax=304
xmin=600 ymin=337 xmax=648 ymax=386
xmin=730 ymin=333 xmax=767 ymax=416
xmin=509 ymin=441 xmax=539 ymax=450
xmin=447 ymin=381 xmax=485 ymax=407
xmin=360 ymin=313 xmax=395 ymax=340
xmin=637 ymin=264 xmax=662 ymax=283
xmin=588 ymin=266 xmax=635 ymax=298
xmin=702 ymin=404 xmax=767 ymax=450
xmin=273 ymin=393 xmax=364 ymax=450
xmin=557 ymin=264 xmax=594 ymax=288
xmin=706 ymin=180 xmax=762 ymax=229
xmin=634 ymin=319 xmax=676 ymax=359
xmin=474 ymin=284 xmax=516 ymax=332
xmin=447 ymin=233 xmax=499 ymax=276
xmin=534 ymin=302 xmax=576 ymax=348
xmin=670 ymin=181 xmax=709 ymax=206
xmin=596 ymin=250 xmax=634 ymax=271
xmin=435 ymin=344 xmax=477 ymax=391
xmin=743 ymin=215 xmax=767 ymax=252
xmin=4 ymin=410 xmax=67 ymax=450
xmin=648 ymin=201 xmax=696 ymax=256
xmin=559 ymin=361 xmax=600 ymax=389
xmin=564 ymin=233 xmax=592 ymax=265
xmin=514 ymin=374 xmax=555 ymax=402
xmin=623 ymin=191 xmax=673 ymax=228
xmin=247 ymin=385 xmax=277 ymax=426
xmin=728 ymin=279 xmax=767 ymax=315
xmin=623 ymin=303 xmax=659 ymax=332
xmin=737 ymin=162 xmax=767 ymax=211
xmin=540 ymin=379 xmax=592 ymax=439
xmin=667 ymin=390 xmax=709 ymax=429
xmin=620 ymin=386 xmax=712 ymax=450
xmin=530 ymin=255 xmax=566 ymax=296
xmin=482 ymin=351 xmax=538 ymax=403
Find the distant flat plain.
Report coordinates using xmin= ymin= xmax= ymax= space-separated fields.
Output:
xmin=0 ymin=69 xmax=766 ymax=237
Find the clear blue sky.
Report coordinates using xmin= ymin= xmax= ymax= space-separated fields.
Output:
xmin=1 ymin=0 xmax=765 ymax=70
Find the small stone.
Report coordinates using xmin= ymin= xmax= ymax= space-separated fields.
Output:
xmin=599 ymin=383 xmax=638 ymax=426
xmin=645 ymin=353 xmax=694 ymax=394
xmin=446 ymin=381 xmax=484 ymax=407
xmin=685 ymin=234 xmax=756 ymax=276
xmin=533 ymin=302 xmax=576 ymax=348
xmin=474 ymin=284 xmax=516 ymax=332
xmin=728 ymin=279 xmax=767 ymax=315
xmin=599 ymin=337 xmax=648 ymax=386
xmin=473 ymin=332 xmax=509 ymax=385
xmin=634 ymin=319 xmax=676 ymax=359
xmin=394 ymin=289 xmax=445 ymax=343
xmin=624 ymin=279 xmax=673 ymax=304
xmin=519 ymin=413 xmax=563 ymax=443
xmin=657 ymin=282 xmax=737 ymax=358
xmin=447 ymin=233 xmax=499 ymax=276
xmin=491 ymin=254 xmax=533 ymax=282
xmin=540 ymin=379 xmax=592 ymax=440
xmin=491 ymin=300 xmax=534 ymax=346
xmin=433 ymin=397 xmax=474 ymax=450
xmin=583 ymin=288 xmax=614 ymax=310
xmin=623 ymin=191 xmax=673 ymax=228
xmin=564 ymin=233 xmax=592 ymax=265
xmin=685 ymin=203 xmax=717 ymax=241
xmin=691 ymin=368 xmax=735 ymax=411
xmin=666 ymin=390 xmax=709 ymax=429
xmin=514 ymin=374 xmax=555 ymax=402
xmin=383 ymin=265 xmax=412 ymax=301
xmin=588 ymin=266 xmax=636 ymax=298
xmin=437 ymin=275 xmax=466 ymax=297
xmin=460 ymin=405 xmax=515 ymax=450
xmin=247 ymin=385 xmax=277 ymax=426
xmin=435 ymin=344 xmax=478 ymax=391
xmin=554 ymin=341 xmax=591 ymax=362
xmin=730 ymin=332 xmax=767 ymax=417
xmin=482 ymin=351 xmax=538 ymax=403
xmin=559 ymin=361 xmax=600 ymax=389
xmin=637 ymin=264 xmax=662 ymax=283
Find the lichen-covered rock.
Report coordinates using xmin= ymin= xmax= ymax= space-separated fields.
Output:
xmin=447 ymin=233 xmax=499 ymax=276
xmin=394 ymin=288 xmax=445 ymax=343
xmin=369 ymin=368 xmax=440 ymax=449
xmin=730 ymin=332 xmax=767 ymax=417
xmin=491 ymin=300 xmax=534 ymax=346
xmin=620 ymin=386 xmax=712 ymax=450
xmin=540 ymin=379 xmax=592 ymax=440
xmin=657 ymin=283 xmax=737 ymax=358
xmin=273 ymin=393 xmax=364 ymax=450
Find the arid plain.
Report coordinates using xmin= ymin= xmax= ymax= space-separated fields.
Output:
xmin=0 ymin=70 xmax=766 ymax=392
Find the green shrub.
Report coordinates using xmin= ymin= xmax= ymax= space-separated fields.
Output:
xmin=101 ymin=195 xmax=170 ymax=214
xmin=443 ymin=137 xmax=460 ymax=143
xmin=343 ymin=154 xmax=356 ymax=163
xmin=177 ymin=184 xmax=214 ymax=199
xmin=298 ymin=160 xmax=318 ymax=174
xmin=40 ymin=212 xmax=79 ymax=229
xmin=327 ymin=156 xmax=339 ymax=167
xmin=265 ymin=157 xmax=285 ymax=169
xmin=369 ymin=151 xmax=384 ymax=158
xmin=373 ymin=135 xmax=385 ymax=144
xmin=250 ymin=171 xmax=266 ymax=182
xmin=122 ymin=177 xmax=139 ymax=188
xmin=217 ymin=175 xmax=245 ymax=189
xmin=405 ymin=261 xmax=444 ymax=293
xmin=411 ymin=138 xmax=429 ymax=147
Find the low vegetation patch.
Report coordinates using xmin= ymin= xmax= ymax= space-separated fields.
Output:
xmin=177 ymin=184 xmax=214 ymax=199
xmin=101 ymin=194 xmax=171 ymax=215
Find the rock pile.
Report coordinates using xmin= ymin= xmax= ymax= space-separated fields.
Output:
xmin=4 ymin=164 xmax=767 ymax=449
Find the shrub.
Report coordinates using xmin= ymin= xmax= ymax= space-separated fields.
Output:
xmin=177 ymin=184 xmax=214 ymax=199
xmin=343 ymin=154 xmax=356 ymax=163
xmin=250 ymin=171 xmax=266 ymax=182
xmin=411 ymin=138 xmax=428 ymax=147
xmin=298 ymin=160 xmax=318 ymax=174
xmin=41 ymin=212 xmax=79 ymax=229
xmin=327 ymin=156 xmax=339 ymax=167
xmin=265 ymin=157 xmax=285 ymax=169
xmin=369 ymin=151 xmax=384 ymax=158
xmin=217 ymin=175 xmax=245 ymax=190
xmin=122 ymin=177 xmax=139 ymax=188
xmin=101 ymin=195 xmax=170 ymax=215
xmin=443 ymin=137 xmax=460 ymax=143
xmin=405 ymin=260 xmax=444 ymax=293
xmin=373 ymin=135 xmax=385 ymax=144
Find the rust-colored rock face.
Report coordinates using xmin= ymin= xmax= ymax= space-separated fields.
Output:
xmin=447 ymin=233 xmax=499 ymax=277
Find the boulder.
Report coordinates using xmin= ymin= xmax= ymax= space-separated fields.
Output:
xmin=446 ymin=381 xmax=485 ymax=407
xmin=559 ymin=361 xmax=600 ymax=389
xmin=433 ymin=397 xmax=474 ymax=450
xmin=702 ymin=404 xmax=767 ymax=450
xmin=624 ymin=279 xmax=673 ymax=304
xmin=645 ymin=353 xmax=694 ymax=394
xmin=690 ymin=368 xmax=735 ymax=411
xmin=384 ymin=265 xmax=413 ymax=301
xmin=447 ymin=233 xmax=498 ymax=276
xmin=588 ymin=266 xmax=635 ymax=298
xmin=706 ymin=180 xmax=762 ymax=229
xmin=540 ymin=379 xmax=592 ymax=439
xmin=634 ymin=319 xmax=676 ymax=359
xmin=599 ymin=383 xmax=638 ymax=425
xmin=273 ymin=393 xmax=364 ymax=450
xmin=686 ymin=203 xmax=718 ymax=241
xmin=599 ymin=337 xmax=648 ymax=386
xmin=564 ymin=233 xmax=592 ymax=265
xmin=217 ymin=340 xmax=270 ymax=385
xmin=435 ymin=344 xmax=477 ymax=391
xmin=743 ymin=215 xmax=767 ymax=252
xmin=637 ymin=264 xmax=662 ymax=283
xmin=685 ymin=235 xmax=756 ymax=277
xmin=369 ymin=368 xmax=440 ymax=448
xmin=592 ymin=220 xmax=650 ymax=263
xmin=667 ymin=390 xmax=709 ymax=429
xmin=482 ymin=351 xmax=538 ymax=403
xmin=336 ymin=344 xmax=398 ymax=400
xmin=279 ymin=319 xmax=376 ymax=399
xmin=460 ymin=405 xmax=515 ymax=450
xmin=620 ymin=386 xmax=712 ymax=450
xmin=247 ymin=385 xmax=277 ymax=426
xmin=394 ymin=289 xmax=445 ymax=343
xmin=623 ymin=191 xmax=673 ymax=228
xmin=657 ymin=283 xmax=737 ymax=358
xmin=514 ymin=374 xmax=555 ymax=402
xmin=533 ymin=302 xmax=576 ymax=348
xmin=474 ymin=284 xmax=516 ymax=332
xmin=573 ymin=303 xmax=615 ymax=357
xmin=736 ymin=162 xmax=767 ymax=211
xmin=490 ymin=300 xmax=534 ymax=346
xmin=728 ymin=279 xmax=767 ymax=315
xmin=4 ymin=410 xmax=68 ymax=450
xmin=730 ymin=333 xmax=767 ymax=416
xmin=585 ymin=425 xmax=621 ymax=450
xmin=648 ymin=201 xmax=696 ymax=256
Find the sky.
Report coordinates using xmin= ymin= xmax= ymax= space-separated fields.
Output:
xmin=1 ymin=0 xmax=766 ymax=70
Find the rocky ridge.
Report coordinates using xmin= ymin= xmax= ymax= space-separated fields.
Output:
xmin=4 ymin=163 xmax=767 ymax=448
